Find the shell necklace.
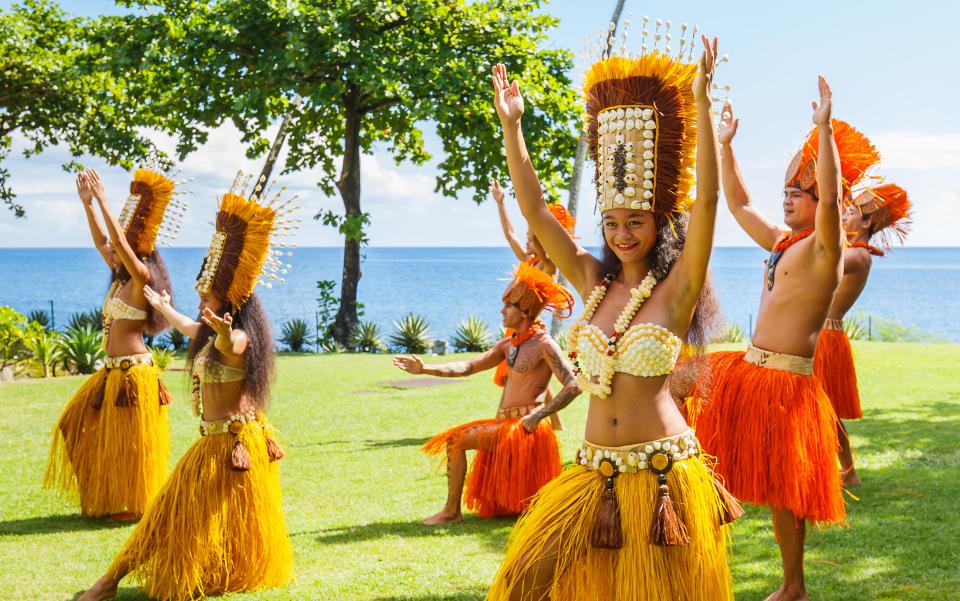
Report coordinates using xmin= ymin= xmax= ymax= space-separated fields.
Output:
xmin=566 ymin=270 xmax=658 ymax=398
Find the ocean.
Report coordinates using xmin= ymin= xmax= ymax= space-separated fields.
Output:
xmin=1 ymin=247 xmax=958 ymax=344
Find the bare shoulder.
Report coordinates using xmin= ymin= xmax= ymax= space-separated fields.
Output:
xmin=844 ymin=246 xmax=873 ymax=273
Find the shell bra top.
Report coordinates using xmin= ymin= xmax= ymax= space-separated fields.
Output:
xmin=101 ymin=281 xmax=148 ymax=349
xmin=575 ymin=321 xmax=683 ymax=380
xmin=193 ymin=338 xmax=246 ymax=384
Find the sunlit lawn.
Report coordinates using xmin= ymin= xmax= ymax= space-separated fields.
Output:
xmin=1 ymin=342 xmax=958 ymax=600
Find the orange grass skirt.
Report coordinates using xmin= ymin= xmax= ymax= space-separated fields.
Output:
xmin=486 ymin=456 xmax=733 ymax=600
xmin=814 ymin=328 xmax=863 ymax=420
xmin=44 ymin=364 xmax=169 ymax=517
xmin=422 ymin=417 xmax=561 ymax=517
xmin=694 ymin=351 xmax=845 ymax=523
xmin=106 ymin=417 xmax=292 ymax=600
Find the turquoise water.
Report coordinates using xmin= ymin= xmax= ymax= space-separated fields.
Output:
xmin=1 ymin=247 xmax=957 ymax=342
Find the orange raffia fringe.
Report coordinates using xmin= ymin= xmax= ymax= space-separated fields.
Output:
xmin=547 ymin=202 xmax=576 ymax=235
xmin=790 ymin=119 xmax=880 ymax=198
xmin=814 ymin=328 xmax=863 ymax=420
xmin=486 ymin=457 xmax=733 ymax=600
xmin=106 ymin=417 xmax=292 ymax=600
xmin=422 ymin=417 xmax=561 ymax=518
xmin=44 ymin=364 xmax=169 ymax=517
xmin=693 ymin=351 xmax=846 ymax=523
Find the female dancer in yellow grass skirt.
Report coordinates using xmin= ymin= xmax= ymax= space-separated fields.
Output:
xmin=45 ymin=166 xmax=186 ymax=519
xmin=486 ymin=30 xmax=741 ymax=600
xmin=79 ymin=173 xmax=295 ymax=601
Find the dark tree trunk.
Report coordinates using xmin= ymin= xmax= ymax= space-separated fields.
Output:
xmin=332 ymin=89 xmax=363 ymax=344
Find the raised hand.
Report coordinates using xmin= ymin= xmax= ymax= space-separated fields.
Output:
xmin=718 ymin=100 xmax=739 ymax=145
xmin=693 ymin=35 xmax=718 ymax=103
xmin=201 ymin=307 xmax=233 ymax=339
xmin=76 ymin=172 xmax=94 ymax=204
xmin=489 ymin=179 xmax=505 ymax=204
xmin=812 ymin=75 xmax=832 ymax=126
xmin=85 ymin=168 xmax=107 ymax=201
xmin=492 ymin=63 xmax=525 ymax=126
xmin=393 ymin=355 xmax=424 ymax=375
xmin=143 ymin=285 xmax=172 ymax=311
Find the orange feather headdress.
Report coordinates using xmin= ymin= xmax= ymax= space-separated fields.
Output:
xmin=583 ymin=20 xmax=720 ymax=217
xmin=851 ymin=183 xmax=912 ymax=253
xmin=502 ymin=261 xmax=575 ymax=319
xmin=117 ymin=168 xmax=187 ymax=256
xmin=195 ymin=172 xmax=299 ymax=309
xmin=784 ymin=119 xmax=880 ymax=199
xmin=547 ymin=202 xmax=576 ymax=236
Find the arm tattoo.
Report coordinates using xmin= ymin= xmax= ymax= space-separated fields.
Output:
xmin=533 ymin=342 xmax=581 ymax=418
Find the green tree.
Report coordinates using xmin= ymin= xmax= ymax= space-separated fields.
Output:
xmin=0 ymin=306 xmax=27 ymax=371
xmin=89 ymin=0 xmax=579 ymax=344
xmin=0 ymin=0 xmax=160 ymax=217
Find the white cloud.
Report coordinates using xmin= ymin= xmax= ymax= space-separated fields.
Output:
xmin=872 ymin=132 xmax=960 ymax=170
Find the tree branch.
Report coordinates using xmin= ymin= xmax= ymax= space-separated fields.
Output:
xmin=359 ymin=96 xmax=400 ymax=115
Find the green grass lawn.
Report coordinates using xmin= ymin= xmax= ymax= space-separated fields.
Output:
xmin=1 ymin=342 xmax=958 ymax=600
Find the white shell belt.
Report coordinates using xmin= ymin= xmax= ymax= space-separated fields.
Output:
xmin=744 ymin=344 xmax=813 ymax=375
xmin=577 ymin=430 xmax=700 ymax=476
xmin=103 ymin=353 xmax=153 ymax=370
xmin=199 ymin=409 xmax=258 ymax=436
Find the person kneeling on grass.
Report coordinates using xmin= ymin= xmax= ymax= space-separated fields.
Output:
xmin=394 ymin=262 xmax=581 ymax=525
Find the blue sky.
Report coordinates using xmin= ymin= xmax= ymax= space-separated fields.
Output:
xmin=1 ymin=0 xmax=958 ymax=247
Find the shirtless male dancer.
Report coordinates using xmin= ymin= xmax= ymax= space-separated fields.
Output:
xmin=394 ymin=262 xmax=581 ymax=524
xmin=694 ymin=78 xmax=879 ymax=601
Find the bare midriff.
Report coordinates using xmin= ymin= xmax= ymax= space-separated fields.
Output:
xmin=584 ymin=373 xmax=687 ymax=447
xmin=104 ymin=318 xmax=150 ymax=357
xmin=200 ymin=381 xmax=255 ymax=422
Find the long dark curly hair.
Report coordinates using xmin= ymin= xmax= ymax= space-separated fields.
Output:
xmin=110 ymin=251 xmax=172 ymax=336
xmin=599 ymin=212 xmax=721 ymax=347
xmin=186 ymin=293 xmax=275 ymax=411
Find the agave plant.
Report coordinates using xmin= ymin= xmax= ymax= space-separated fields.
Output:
xmin=350 ymin=321 xmax=386 ymax=353
xmin=58 ymin=325 xmax=105 ymax=374
xmin=389 ymin=313 xmax=432 ymax=354
xmin=321 ymin=338 xmax=347 ymax=354
xmin=148 ymin=346 xmax=174 ymax=370
xmin=452 ymin=316 xmax=494 ymax=352
xmin=162 ymin=328 xmax=189 ymax=352
xmin=843 ymin=316 xmax=868 ymax=341
xmin=67 ymin=308 xmax=103 ymax=332
xmin=27 ymin=309 xmax=52 ymax=330
xmin=280 ymin=318 xmax=312 ymax=353
xmin=22 ymin=322 xmax=62 ymax=377
xmin=711 ymin=323 xmax=746 ymax=344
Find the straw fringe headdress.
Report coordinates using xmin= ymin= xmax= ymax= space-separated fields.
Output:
xmin=196 ymin=171 xmax=300 ymax=309
xmin=117 ymin=166 xmax=189 ymax=256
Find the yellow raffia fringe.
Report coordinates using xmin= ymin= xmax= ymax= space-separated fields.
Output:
xmin=218 ymin=192 xmax=277 ymax=308
xmin=131 ymin=168 xmax=176 ymax=255
xmin=106 ymin=418 xmax=293 ymax=600
xmin=582 ymin=52 xmax=699 ymax=216
xmin=486 ymin=457 xmax=733 ymax=601
xmin=44 ymin=364 xmax=169 ymax=517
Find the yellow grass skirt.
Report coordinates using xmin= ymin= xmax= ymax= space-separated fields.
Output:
xmin=106 ymin=416 xmax=293 ymax=600
xmin=486 ymin=453 xmax=733 ymax=600
xmin=44 ymin=364 xmax=170 ymax=517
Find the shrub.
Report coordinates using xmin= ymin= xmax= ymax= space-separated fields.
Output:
xmin=0 ymin=306 xmax=27 ymax=371
xmin=27 ymin=309 xmax=51 ymax=330
xmin=451 ymin=316 xmax=494 ymax=352
xmin=321 ymin=338 xmax=347 ymax=354
xmin=711 ymin=323 xmax=746 ymax=344
xmin=67 ymin=308 xmax=103 ymax=332
xmin=857 ymin=312 xmax=944 ymax=343
xmin=149 ymin=346 xmax=174 ymax=370
xmin=280 ymin=318 xmax=312 ymax=352
xmin=843 ymin=316 xmax=868 ymax=341
xmin=350 ymin=321 xmax=386 ymax=353
xmin=162 ymin=328 xmax=189 ymax=352
xmin=22 ymin=323 xmax=62 ymax=377
xmin=58 ymin=325 xmax=105 ymax=374
xmin=389 ymin=313 xmax=432 ymax=354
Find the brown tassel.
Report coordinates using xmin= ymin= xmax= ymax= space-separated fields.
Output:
xmin=590 ymin=477 xmax=623 ymax=549
xmin=115 ymin=372 xmax=138 ymax=407
xmin=650 ymin=474 xmax=690 ymax=546
xmin=157 ymin=378 xmax=174 ymax=406
xmin=90 ymin=372 xmax=107 ymax=410
xmin=230 ymin=440 xmax=252 ymax=471
xmin=265 ymin=435 xmax=285 ymax=462
xmin=714 ymin=476 xmax=745 ymax=524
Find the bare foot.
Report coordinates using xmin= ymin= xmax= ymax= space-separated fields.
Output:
xmin=422 ymin=508 xmax=463 ymax=525
xmin=77 ymin=577 xmax=118 ymax=601
xmin=842 ymin=467 xmax=861 ymax=487
xmin=762 ymin=584 xmax=810 ymax=601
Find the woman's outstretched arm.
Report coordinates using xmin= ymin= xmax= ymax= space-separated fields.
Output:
xmin=144 ymin=285 xmax=201 ymax=338
xmin=88 ymin=169 xmax=150 ymax=286
xmin=76 ymin=172 xmax=112 ymax=266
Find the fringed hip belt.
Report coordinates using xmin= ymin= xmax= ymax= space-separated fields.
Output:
xmin=496 ymin=404 xmax=539 ymax=418
xmin=576 ymin=430 xmax=742 ymax=550
xmin=199 ymin=409 xmax=285 ymax=472
xmin=822 ymin=318 xmax=844 ymax=332
xmin=744 ymin=344 xmax=813 ymax=375
xmin=103 ymin=352 xmax=153 ymax=370
xmin=199 ymin=409 xmax=259 ymax=436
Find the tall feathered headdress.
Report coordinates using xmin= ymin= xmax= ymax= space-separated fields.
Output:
xmin=851 ymin=183 xmax=912 ymax=254
xmin=547 ymin=202 xmax=577 ymax=236
xmin=583 ymin=19 xmax=724 ymax=217
xmin=784 ymin=119 xmax=880 ymax=199
xmin=502 ymin=261 xmax=575 ymax=319
xmin=117 ymin=166 xmax=189 ymax=256
xmin=195 ymin=171 xmax=300 ymax=309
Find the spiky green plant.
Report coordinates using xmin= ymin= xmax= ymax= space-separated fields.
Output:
xmin=712 ymin=323 xmax=746 ymax=344
xmin=162 ymin=328 xmax=188 ymax=351
xmin=148 ymin=346 xmax=174 ymax=370
xmin=67 ymin=308 xmax=103 ymax=332
xmin=389 ymin=313 xmax=432 ymax=354
xmin=321 ymin=338 xmax=347 ymax=354
xmin=57 ymin=325 xmax=104 ymax=374
xmin=843 ymin=316 xmax=868 ymax=341
xmin=280 ymin=318 xmax=313 ymax=353
xmin=350 ymin=321 xmax=386 ymax=353
xmin=22 ymin=322 xmax=61 ymax=377
xmin=27 ymin=309 xmax=51 ymax=330
xmin=451 ymin=316 xmax=494 ymax=352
